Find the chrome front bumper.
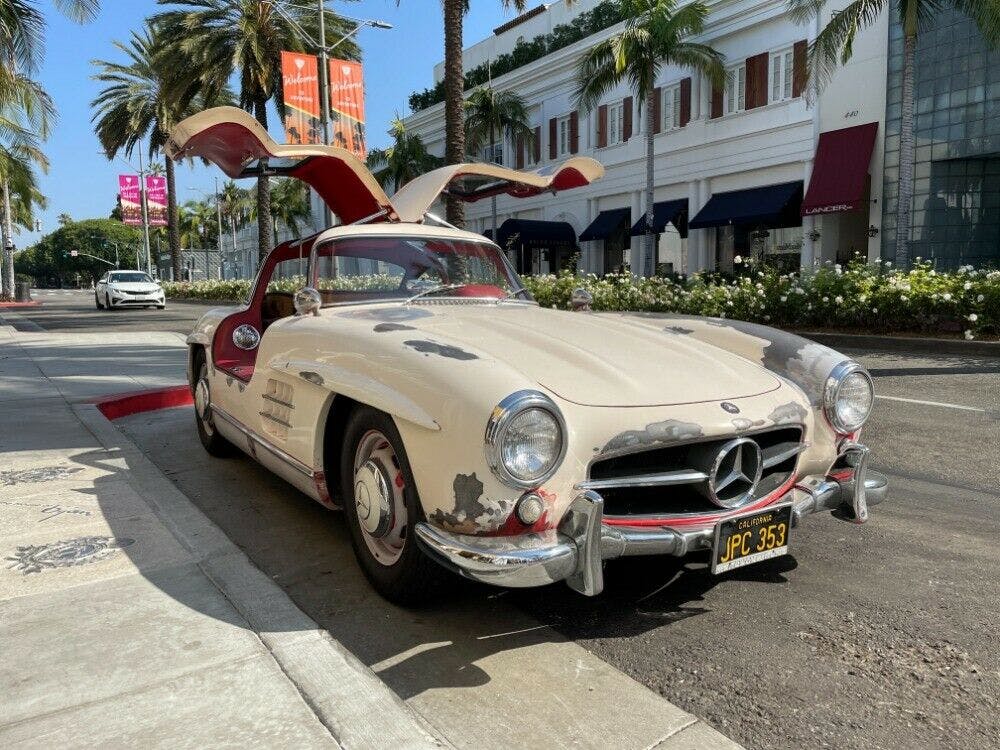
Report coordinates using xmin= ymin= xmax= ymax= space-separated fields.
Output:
xmin=415 ymin=448 xmax=887 ymax=597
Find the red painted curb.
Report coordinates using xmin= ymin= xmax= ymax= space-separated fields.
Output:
xmin=91 ymin=385 xmax=193 ymax=420
xmin=0 ymin=301 xmax=42 ymax=308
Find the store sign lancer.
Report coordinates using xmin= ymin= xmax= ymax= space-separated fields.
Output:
xmin=802 ymin=202 xmax=858 ymax=215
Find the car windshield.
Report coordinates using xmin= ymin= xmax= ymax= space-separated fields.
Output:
xmin=311 ymin=236 xmax=531 ymax=307
xmin=110 ymin=272 xmax=153 ymax=284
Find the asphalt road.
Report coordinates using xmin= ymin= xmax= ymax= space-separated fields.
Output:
xmin=11 ymin=288 xmax=1000 ymax=750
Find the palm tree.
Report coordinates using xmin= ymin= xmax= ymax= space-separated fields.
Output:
xmin=266 ymin=178 xmax=312 ymax=245
xmin=788 ymin=0 xmax=1000 ymax=269
xmin=366 ymin=116 xmax=442 ymax=193
xmin=464 ymin=85 xmax=533 ymax=238
xmin=91 ymin=23 xmax=230 ymax=281
xmin=154 ymin=0 xmax=358 ymax=268
xmin=219 ymin=180 xmax=252 ymax=276
xmin=423 ymin=0 xmax=529 ymax=228
xmin=576 ymin=0 xmax=723 ymax=276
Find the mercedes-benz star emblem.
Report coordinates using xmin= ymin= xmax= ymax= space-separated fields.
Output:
xmin=707 ymin=437 xmax=763 ymax=509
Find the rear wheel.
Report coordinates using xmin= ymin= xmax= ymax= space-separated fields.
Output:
xmin=193 ymin=355 xmax=235 ymax=457
xmin=340 ymin=406 xmax=449 ymax=604
xmin=95 ymin=292 xmax=104 ymax=310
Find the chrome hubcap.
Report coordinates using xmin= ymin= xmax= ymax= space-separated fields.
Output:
xmin=353 ymin=430 xmax=407 ymax=566
xmin=195 ymin=377 xmax=213 ymax=435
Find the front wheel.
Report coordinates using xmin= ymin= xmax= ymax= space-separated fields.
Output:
xmin=193 ymin=358 xmax=235 ymax=457
xmin=340 ymin=406 xmax=449 ymax=604
xmin=95 ymin=293 xmax=104 ymax=310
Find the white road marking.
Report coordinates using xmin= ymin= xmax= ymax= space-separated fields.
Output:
xmin=876 ymin=394 xmax=989 ymax=414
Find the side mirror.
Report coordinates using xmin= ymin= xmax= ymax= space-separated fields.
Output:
xmin=570 ymin=288 xmax=593 ymax=312
xmin=294 ymin=287 xmax=322 ymax=317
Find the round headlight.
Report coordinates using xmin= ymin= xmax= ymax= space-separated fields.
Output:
xmin=485 ymin=391 xmax=566 ymax=488
xmin=824 ymin=362 xmax=874 ymax=434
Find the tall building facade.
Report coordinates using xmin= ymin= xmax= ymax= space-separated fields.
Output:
xmin=403 ymin=0 xmax=890 ymax=276
xmin=882 ymin=9 xmax=1000 ymax=269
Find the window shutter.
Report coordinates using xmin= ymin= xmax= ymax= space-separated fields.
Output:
xmin=569 ymin=110 xmax=579 ymax=154
xmin=548 ymin=117 xmax=557 ymax=159
xmin=515 ymin=134 xmax=525 ymax=169
xmin=652 ymin=88 xmax=662 ymax=134
xmin=792 ymin=40 xmax=807 ymax=98
xmin=710 ymin=85 xmax=723 ymax=119
xmin=533 ymin=125 xmax=542 ymax=163
xmin=745 ymin=53 xmax=769 ymax=109
xmin=597 ymin=105 xmax=608 ymax=148
xmin=622 ymin=97 xmax=633 ymax=141
xmin=679 ymin=78 xmax=692 ymax=127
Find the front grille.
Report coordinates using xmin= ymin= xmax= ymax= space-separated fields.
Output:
xmin=587 ymin=427 xmax=804 ymax=518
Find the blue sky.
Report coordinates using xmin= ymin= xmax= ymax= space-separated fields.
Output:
xmin=19 ymin=0 xmax=519 ymax=248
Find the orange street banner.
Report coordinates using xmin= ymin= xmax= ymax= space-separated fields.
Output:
xmin=328 ymin=59 xmax=366 ymax=157
xmin=281 ymin=51 xmax=321 ymax=144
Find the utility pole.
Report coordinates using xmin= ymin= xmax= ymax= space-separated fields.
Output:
xmin=0 ymin=178 xmax=9 ymax=300
xmin=215 ymin=177 xmax=223 ymax=280
xmin=137 ymin=150 xmax=153 ymax=276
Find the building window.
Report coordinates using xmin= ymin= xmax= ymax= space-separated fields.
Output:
xmin=607 ymin=101 xmax=625 ymax=145
xmin=662 ymin=83 xmax=682 ymax=131
xmin=724 ymin=63 xmax=746 ymax=115
xmin=525 ymin=131 xmax=538 ymax=166
xmin=483 ymin=142 xmax=502 ymax=165
xmin=771 ymin=48 xmax=794 ymax=102
xmin=557 ymin=115 xmax=571 ymax=156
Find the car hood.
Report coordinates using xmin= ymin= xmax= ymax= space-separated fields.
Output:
xmin=355 ymin=304 xmax=780 ymax=407
xmin=109 ymin=282 xmax=160 ymax=292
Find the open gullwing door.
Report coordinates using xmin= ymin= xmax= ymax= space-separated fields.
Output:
xmin=390 ymin=158 xmax=605 ymax=224
xmin=166 ymin=106 xmax=396 ymax=224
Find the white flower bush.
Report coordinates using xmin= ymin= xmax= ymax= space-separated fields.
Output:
xmin=162 ymin=259 xmax=1000 ymax=339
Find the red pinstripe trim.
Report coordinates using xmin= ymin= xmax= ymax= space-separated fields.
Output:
xmin=91 ymin=385 xmax=193 ymax=420
xmin=601 ymin=474 xmax=799 ymax=529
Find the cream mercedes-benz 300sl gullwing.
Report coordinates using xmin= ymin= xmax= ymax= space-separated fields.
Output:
xmin=168 ymin=108 xmax=887 ymax=603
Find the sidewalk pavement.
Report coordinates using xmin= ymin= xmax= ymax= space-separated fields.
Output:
xmin=0 ymin=321 xmax=743 ymax=750
xmin=0 ymin=324 xmax=440 ymax=749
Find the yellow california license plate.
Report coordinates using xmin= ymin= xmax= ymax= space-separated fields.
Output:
xmin=711 ymin=504 xmax=792 ymax=574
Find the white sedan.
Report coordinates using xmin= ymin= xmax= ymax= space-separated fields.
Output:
xmin=95 ymin=271 xmax=166 ymax=310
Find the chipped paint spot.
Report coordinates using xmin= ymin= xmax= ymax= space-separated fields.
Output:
xmin=430 ymin=472 xmax=512 ymax=534
xmin=732 ymin=417 xmax=766 ymax=432
xmin=237 ymin=382 xmax=246 ymax=393
xmin=225 ymin=376 xmax=234 ymax=387
xmin=603 ymin=419 xmax=704 ymax=454
xmin=403 ymin=340 xmax=478 ymax=361
xmin=373 ymin=322 xmax=417 ymax=333
xmin=769 ymin=401 xmax=809 ymax=425
xmin=665 ymin=325 xmax=694 ymax=335
xmin=299 ymin=371 xmax=324 ymax=386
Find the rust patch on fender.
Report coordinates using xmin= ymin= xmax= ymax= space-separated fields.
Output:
xmin=430 ymin=472 xmax=512 ymax=534
xmin=403 ymin=340 xmax=478 ymax=361
xmin=603 ymin=419 xmax=704 ymax=454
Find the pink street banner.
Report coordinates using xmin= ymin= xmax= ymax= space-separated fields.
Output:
xmin=146 ymin=175 xmax=167 ymax=227
xmin=118 ymin=174 xmax=142 ymax=226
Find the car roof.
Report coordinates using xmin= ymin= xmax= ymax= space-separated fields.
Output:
xmin=310 ymin=222 xmax=498 ymax=247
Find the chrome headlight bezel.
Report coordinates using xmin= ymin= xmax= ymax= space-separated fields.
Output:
xmin=823 ymin=361 xmax=874 ymax=434
xmin=485 ymin=390 xmax=567 ymax=489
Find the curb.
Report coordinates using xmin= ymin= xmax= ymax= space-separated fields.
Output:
xmin=795 ymin=330 xmax=1000 ymax=357
xmin=0 ymin=301 xmax=42 ymax=309
xmin=73 ymin=402 xmax=445 ymax=750
xmin=91 ymin=385 xmax=193 ymax=420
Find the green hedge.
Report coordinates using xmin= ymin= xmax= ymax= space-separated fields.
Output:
xmin=163 ymin=260 xmax=1000 ymax=339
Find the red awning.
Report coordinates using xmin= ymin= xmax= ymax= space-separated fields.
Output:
xmin=801 ymin=122 xmax=879 ymax=216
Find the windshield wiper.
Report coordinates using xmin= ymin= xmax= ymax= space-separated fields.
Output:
xmin=403 ymin=283 xmax=466 ymax=305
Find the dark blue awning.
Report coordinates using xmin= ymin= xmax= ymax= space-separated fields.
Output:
xmin=496 ymin=219 xmax=576 ymax=249
xmin=688 ymin=181 xmax=803 ymax=229
xmin=580 ymin=208 xmax=631 ymax=241
xmin=630 ymin=199 xmax=688 ymax=237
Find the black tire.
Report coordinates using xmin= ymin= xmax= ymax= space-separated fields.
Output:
xmin=193 ymin=354 xmax=235 ymax=457
xmin=340 ymin=406 xmax=450 ymax=605
xmin=95 ymin=293 xmax=104 ymax=310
